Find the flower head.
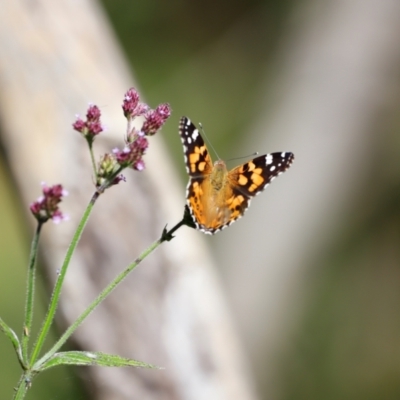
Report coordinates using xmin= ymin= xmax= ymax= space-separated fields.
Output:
xmin=113 ymin=136 xmax=149 ymax=171
xmin=84 ymin=88 xmax=172 ymax=190
xmin=142 ymin=103 xmax=171 ymax=136
xmin=30 ymin=183 xmax=68 ymax=224
xmin=122 ymin=88 xmax=149 ymax=119
xmin=96 ymin=153 xmax=127 ymax=187
xmin=73 ymin=104 xmax=103 ymax=143
xmin=86 ymin=104 xmax=101 ymax=120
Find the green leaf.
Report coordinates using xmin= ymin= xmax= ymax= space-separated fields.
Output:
xmin=37 ymin=351 xmax=160 ymax=371
xmin=0 ymin=317 xmax=23 ymax=364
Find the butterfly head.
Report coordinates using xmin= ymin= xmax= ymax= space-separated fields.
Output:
xmin=214 ymin=159 xmax=225 ymax=167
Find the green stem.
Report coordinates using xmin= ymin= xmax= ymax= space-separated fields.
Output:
xmin=0 ymin=317 xmax=24 ymax=368
xmin=35 ymin=236 xmax=162 ymax=368
xmin=12 ymin=373 xmax=32 ymax=400
xmin=99 ymin=165 xmax=124 ymax=192
xmin=21 ymin=222 xmax=42 ymax=364
xmin=34 ymin=218 xmax=186 ymax=369
xmin=29 ymin=192 xmax=100 ymax=365
xmin=88 ymin=142 xmax=98 ymax=182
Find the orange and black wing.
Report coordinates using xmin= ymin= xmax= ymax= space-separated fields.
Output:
xmin=228 ymin=152 xmax=295 ymax=197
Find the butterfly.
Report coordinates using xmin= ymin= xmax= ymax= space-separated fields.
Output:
xmin=179 ymin=117 xmax=294 ymax=234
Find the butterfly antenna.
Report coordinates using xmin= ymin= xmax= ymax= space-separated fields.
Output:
xmin=226 ymin=152 xmax=259 ymax=162
xmin=199 ymin=122 xmax=221 ymax=160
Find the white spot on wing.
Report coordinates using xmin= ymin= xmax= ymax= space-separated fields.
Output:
xmin=270 ymin=165 xmax=276 ymax=172
xmin=266 ymin=154 xmax=273 ymax=165
xmin=192 ymin=129 xmax=199 ymax=141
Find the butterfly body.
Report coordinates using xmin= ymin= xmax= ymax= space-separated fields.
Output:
xmin=179 ymin=117 xmax=294 ymax=234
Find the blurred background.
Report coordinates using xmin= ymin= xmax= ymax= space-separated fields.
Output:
xmin=1 ymin=0 xmax=400 ymax=399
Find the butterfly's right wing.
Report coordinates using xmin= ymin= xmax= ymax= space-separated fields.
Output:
xmin=229 ymin=152 xmax=295 ymax=198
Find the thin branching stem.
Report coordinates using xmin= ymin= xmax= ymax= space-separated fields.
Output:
xmin=34 ymin=216 xmax=188 ymax=369
xmin=12 ymin=373 xmax=32 ymax=400
xmin=21 ymin=222 xmax=42 ymax=365
xmin=88 ymin=141 xmax=98 ymax=182
xmin=29 ymin=193 xmax=98 ymax=365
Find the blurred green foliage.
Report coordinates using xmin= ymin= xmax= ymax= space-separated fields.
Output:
xmin=267 ymin=101 xmax=400 ymax=399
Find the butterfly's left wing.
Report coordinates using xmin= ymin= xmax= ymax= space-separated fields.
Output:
xmin=179 ymin=116 xmax=216 ymax=231
xmin=179 ymin=117 xmax=213 ymax=177
xmin=228 ymin=152 xmax=295 ymax=198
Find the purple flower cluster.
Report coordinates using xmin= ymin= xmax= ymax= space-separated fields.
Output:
xmin=113 ymin=136 xmax=149 ymax=171
xmin=30 ymin=183 xmax=68 ymax=224
xmin=71 ymin=88 xmax=171 ymax=189
xmin=111 ymin=88 xmax=171 ymax=171
xmin=122 ymin=88 xmax=149 ymax=119
xmin=72 ymin=104 xmax=103 ymax=143
xmin=142 ymin=103 xmax=171 ymax=136
xmin=122 ymin=88 xmax=171 ymax=136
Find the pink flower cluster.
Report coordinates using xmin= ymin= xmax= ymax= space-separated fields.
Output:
xmin=122 ymin=88 xmax=149 ymax=119
xmin=122 ymin=88 xmax=171 ymax=136
xmin=142 ymin=103 xmax=171 ymax=136
xmin=30 ymin=183 xmax=68 ymax=224
xmin=113 ymin=136 xmax=149 ymax=171
xmin=72 ymin=104 xmax=103 ymax=143
xmin=72 ymin=88 xmax=171 ymax=189
xmin=111 ymin=88 xmax=171 ymax=171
